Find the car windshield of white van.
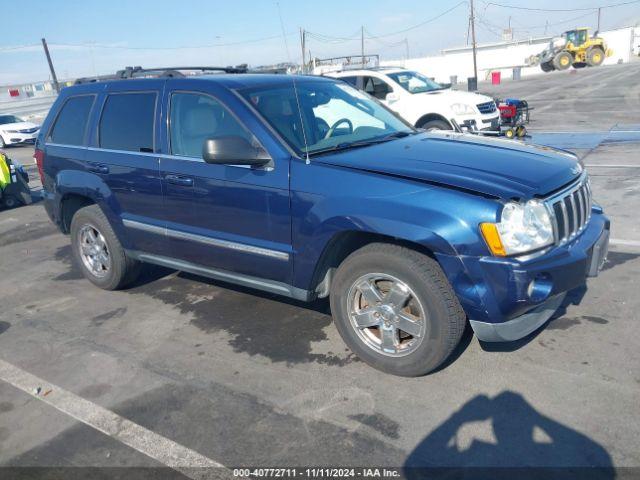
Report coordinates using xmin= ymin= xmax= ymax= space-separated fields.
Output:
xmin=387 ymin=71 xmax=445 ymax=94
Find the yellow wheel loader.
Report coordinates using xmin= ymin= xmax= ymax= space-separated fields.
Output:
xmin=530 ymin=28 xmax=612 ymax=72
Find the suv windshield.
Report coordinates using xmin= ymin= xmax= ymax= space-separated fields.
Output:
xmin=240 ymin=80 xmax=414 ymax=156
xmin=386 ymin=71 xmax=444 ymax=94
xmin=0 ymin=115 xmax=23 ymax=125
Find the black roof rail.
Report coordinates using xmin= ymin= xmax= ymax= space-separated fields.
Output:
xmin=75 ymin=65 xmax=248 ymax=84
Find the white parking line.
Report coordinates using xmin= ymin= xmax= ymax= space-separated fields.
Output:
xmin=0 ymin=217 xmax=18 ymax=226
xmin=610 ymin=238 xmax=640 ymax=248
xmin=0 ymin=358 xmax=225 ymax=479
xmin=585 ymin=165 xmax=640 ymax=168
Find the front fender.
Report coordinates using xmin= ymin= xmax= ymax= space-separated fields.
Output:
xmin=290 ymin=161 xmax=500 ymax=290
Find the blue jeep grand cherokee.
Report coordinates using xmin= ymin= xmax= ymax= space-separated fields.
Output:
xmin=36 ymin=69 xmax=610 ymax=376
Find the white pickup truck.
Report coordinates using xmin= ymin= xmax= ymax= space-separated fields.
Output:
xmin=327 ymin=68 xmax=500 ymax=132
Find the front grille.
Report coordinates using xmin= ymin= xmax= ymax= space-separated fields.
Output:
xmin=18 ymin=127 xmax=38 ymax=134
xmin=477 ymin=101 xmax=497 ymax=114
xmin=547 ymin=176 xmax=592 ymax=244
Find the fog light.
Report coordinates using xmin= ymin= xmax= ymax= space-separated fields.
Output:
xmin=527 ymin=275 xmax=553 ymax=303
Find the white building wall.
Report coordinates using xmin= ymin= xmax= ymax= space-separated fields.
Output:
xmin=374 ymin=26 xmax=636 ymax=85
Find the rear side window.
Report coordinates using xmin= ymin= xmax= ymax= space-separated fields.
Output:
xmin=362 ymin=76 xmax=392 ymax=100
xmin=49 ymin=95 xmax=95 ymax=145
xmin=339 ymin=76 xmax=358 ymax=87
xmin=99 ymin=92 xmax=156 ymax=152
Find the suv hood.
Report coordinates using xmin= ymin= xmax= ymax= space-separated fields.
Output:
xmin=314 ymin=131 xmax=581 ymax=200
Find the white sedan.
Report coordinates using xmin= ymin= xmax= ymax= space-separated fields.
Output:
xmin=0 ymin=114 xmax=40 ymax=147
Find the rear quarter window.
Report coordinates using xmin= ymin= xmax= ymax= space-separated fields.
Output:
xmin=49 ymin=95 xmax=95 ymax=146
xmin=99 ymin=92 xmax=156 ymax=152
xmin=339 ymin=76 xmax=358 ymax=87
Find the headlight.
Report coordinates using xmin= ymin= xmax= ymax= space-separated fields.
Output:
xmin=451 ymin=103 xmax=476 ymax=115
xmin=6 ymin=130 xmax=18 ymax=133
xmin=480 ymin=200 xmax=554 ymax=256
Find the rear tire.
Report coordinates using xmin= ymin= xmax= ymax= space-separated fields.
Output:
xmin=70 ymin=205 xmax=141 ymax=290
xmin=329 ymin=243 xmax=466 ymax=377
xmin=553 ymin=52 xmax=573 ymax=71
xmin=418 ymin=119 xmax=452 ymax=131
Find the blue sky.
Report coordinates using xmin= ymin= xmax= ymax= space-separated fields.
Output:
xmin=2 ymin=0 xmax=639 ymax=84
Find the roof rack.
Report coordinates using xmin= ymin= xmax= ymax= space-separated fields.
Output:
xmin=367 ymin=66 xmax=405 ymax=71
xmin=75 ymin=65 xmax=248 ymax=84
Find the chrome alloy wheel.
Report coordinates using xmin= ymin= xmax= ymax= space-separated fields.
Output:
xmin=347 ymin=273 xmax=427 ymax=357
xmin=78 ymin=224 xmax=111 ymax=278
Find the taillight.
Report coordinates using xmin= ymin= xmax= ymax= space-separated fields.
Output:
xmin=34 ymin=148 xmax=45 ymax=184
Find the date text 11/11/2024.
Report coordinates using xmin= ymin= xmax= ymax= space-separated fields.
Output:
xmin=232 ymin=468 xmax=401 ymax=478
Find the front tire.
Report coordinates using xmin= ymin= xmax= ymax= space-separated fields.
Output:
xmin=70 ymin=205 xmax=140 ymax=290
xmin=418 ymin=119 xmax=452 ymax=131
xmin=553 ymin=51 xmax=573 ymax=70
xmin=0 ymin=136 xmax=6 ymax=148
xmin=329 ymin=243 xmax=465 ymax=376
xmin=540 ymin=61 xmax=555 ymax=72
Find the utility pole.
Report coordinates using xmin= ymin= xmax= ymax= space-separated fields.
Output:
xmin=41 ymin=38 xmax=60 ymax=93
xmin=300 ymin=28 xmax=306 ymax=73
xmin=469 ymin=0 xmax=478 ymax=90
xmin=405 ymin=38 xmax=409 ymax=60
xmin=597 ymin=7 xmax=601 ymax=32
xmin=361 ymin=26 xmax=365 ymax=67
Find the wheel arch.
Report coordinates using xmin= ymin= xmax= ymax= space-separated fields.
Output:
xmin=54 ymin=170 xmax=129 ymax=246
xmin=60 ymin=193 xmax=95 ymax=233
xmin=414 ymin=113 xmax=452 ymax=129
xmin=308 ymin=229 xmax=451 ymax=298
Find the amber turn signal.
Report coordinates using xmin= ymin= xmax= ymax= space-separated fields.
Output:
xmin=480 ymin=223 xmax=507 ymax=256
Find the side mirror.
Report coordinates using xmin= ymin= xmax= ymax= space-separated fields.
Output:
xmin=385 ymin=91 xmax=400 ymax=103
xmin=202 ymin=136 xmax=271 ymax=166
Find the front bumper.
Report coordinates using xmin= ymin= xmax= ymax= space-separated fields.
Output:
xmin=437 ymin=210 xmax=610 ymax=342
xmin=453 ymin=113 xmax=500 ymax=133
xmin=3 ymin=131 xmax=39 ymax=145
xmin=470 ymin=293 xmax=567 ymax=342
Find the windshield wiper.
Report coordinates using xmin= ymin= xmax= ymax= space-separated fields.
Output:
xmin=308 ymin=141 xmax=374 ymax=156
xmin=308 ymin=131 xmax=414 ymax=157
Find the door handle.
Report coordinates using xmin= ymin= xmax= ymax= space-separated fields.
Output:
xmin=87 ymin=163 xmax=109 ymax=174
xmin=165 ymin=174 xmax=194 ymax=187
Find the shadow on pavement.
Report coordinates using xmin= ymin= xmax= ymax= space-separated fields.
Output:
xmin=404 ymin=391 xmax=614 ymax=480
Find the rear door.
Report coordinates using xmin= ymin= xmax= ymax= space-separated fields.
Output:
xmin=85 ymin=81 xmax=166 ymax=255
xmin=44 ymin=94 xmax=96 ymax=194
xmin=158 ymin=80 xmax=292 ymax=284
